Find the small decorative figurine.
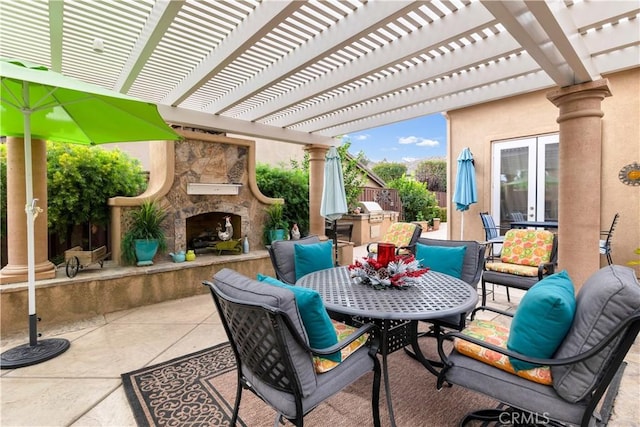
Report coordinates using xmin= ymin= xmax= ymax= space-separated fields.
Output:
xmin=291 ymin=223 xmax=301 ymax=240
xmin=217 ymin=216 xmax=233 ymax=241
xmin=169 ymin=251 xmax=186 ymax=263
xmin=186 ymin=250 xmax=196 ymax=261
xmin=242 ymin=236 xmax=249 ymax=254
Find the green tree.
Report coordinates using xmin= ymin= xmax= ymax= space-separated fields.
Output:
xmin=47 ymin=142 xmax=147 ymax=237
xmin=387 ymin=175 xmax=437 ymax=222
xmin=337 ymin=142 xmax=367 ymax=211
xmin=256 ymin=141 xmax=366 ymax=241
xmin=372 ymin=162 xmax=407 ymax=183
xmin=415 ymin=159 xmax=447 ymax=192
xmin=256 ymin=163 xmax=309 ymax=240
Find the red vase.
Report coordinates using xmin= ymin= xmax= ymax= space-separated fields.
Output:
xmin=377 ymin=243 xmax=396 ymax=267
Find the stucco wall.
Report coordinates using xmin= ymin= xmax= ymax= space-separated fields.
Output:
xmin=447 ymin=68 xmax=639 ymax=274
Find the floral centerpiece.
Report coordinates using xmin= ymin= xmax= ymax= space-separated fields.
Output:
xmin=348 ymin=254 xmax=430 ymax=290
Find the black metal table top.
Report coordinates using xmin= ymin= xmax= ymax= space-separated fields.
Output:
xmin=296 ymin=266 xmax=477 ymax=320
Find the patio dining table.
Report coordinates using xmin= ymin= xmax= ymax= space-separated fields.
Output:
xmin=296 ymin=266 xmax=477 ymax=427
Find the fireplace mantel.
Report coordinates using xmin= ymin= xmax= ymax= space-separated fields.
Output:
xmin=187 ymin=183 xmax=242 ymax=195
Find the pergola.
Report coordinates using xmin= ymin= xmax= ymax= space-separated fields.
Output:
xmin=1 ymin=0 xmax=637 ymax=144
xmin=1 ymin=0 xmax=639 ymax=285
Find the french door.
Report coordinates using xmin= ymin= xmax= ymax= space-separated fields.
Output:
xmin=491 ymin=134 xmax=559 ymax=231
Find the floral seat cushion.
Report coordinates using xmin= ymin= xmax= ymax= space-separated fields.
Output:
xmin=499 ymin=229 xmax=554 ymax=267
xmin=484 ymin=262 xmax=540 ymax=277
xmin=369 ymin=223 xmax=418 ymax=253
xmin=313 ymin=319 xmax=369 ymax=373
xmin=453 ymin=319 xmax=552 ymax=385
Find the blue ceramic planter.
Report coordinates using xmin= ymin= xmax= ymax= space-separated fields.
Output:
xmin=134 ymin=239 xmax=159 ymax=266
xmin=269 ymin=229 xmax=286 ymax=243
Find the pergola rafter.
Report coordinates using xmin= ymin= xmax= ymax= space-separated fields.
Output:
xmin=0 ymin=0 xmax=638 ymax=143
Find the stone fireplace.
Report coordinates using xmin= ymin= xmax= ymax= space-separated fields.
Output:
xmin=108 ymin=129 xmax=280 ymax=263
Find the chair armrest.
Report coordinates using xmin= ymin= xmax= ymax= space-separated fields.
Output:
xmin=537 ymin=261 xmax=555 ymax=280
xmin=469 ymin=306 xmax=515 ymax=320
xmin=396 ymin=243 xmax=416 ymax=254
xmin=310 ymin=322 xmax=378 ymax=356
xmin=482 ymin=257 xmax=494 ymax=271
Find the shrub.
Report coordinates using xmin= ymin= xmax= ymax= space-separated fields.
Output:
xmin=387 ymin=175 xmax=438 ymax=222
xmin=47 ymin=142 xmax=147 ymax=237
xmin=415 ymin=159 xmax=447 ymax=192
xmin=372 ymin=162 xmax=407 ymax=183
xmin=256 ymin=163 xmax=309 ymax=240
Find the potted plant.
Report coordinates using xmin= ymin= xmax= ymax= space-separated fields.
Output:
xmin=264 ymin=203 xmax=288 ymax=244
xmin=121 ymin=200 xmax=168 ymax=266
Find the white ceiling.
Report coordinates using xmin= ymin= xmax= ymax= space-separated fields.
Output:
xmin=1 ymin=0 xmax=638 ymax=146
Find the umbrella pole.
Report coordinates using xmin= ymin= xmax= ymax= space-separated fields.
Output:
xmin=0 ymin=90 xmax=70 ymax=369
xmin=460 ymin=212 xmax=464 ymax=240
xmin=333 ymin=220 xmax=339 ymax=266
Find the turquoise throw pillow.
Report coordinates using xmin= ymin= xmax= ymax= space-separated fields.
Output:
xmin=293 ymin=240 xmax=334 ymax=281
xmin=256 ymin=274 xmax=340 ymax=362
xmin=507 ymin=270 xmax=576 ymax=371
xmin=415 ymin=243 xmax=467 ymax=279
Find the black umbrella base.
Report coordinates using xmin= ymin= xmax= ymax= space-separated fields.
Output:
xmin=0 ymin=338 xmax=70 ymax=369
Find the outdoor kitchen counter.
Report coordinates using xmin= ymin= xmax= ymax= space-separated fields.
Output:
xmin=338 ymin=211 xmax=399 ymax=246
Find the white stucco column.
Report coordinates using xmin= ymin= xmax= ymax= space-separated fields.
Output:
xmin=305 ymin=145 xmax=329 ymax=237
xmin=1 ymin=137 xmax=56 ymax=284
xmin=547 ymin=79 xmax=611 ymax=288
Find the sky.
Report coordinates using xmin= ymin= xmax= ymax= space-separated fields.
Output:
xmin=343 ymin=113 xmax=447 ymax=163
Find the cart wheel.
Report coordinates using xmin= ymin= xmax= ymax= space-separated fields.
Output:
xmin=66 ymin=257 xmax=80 ymax=278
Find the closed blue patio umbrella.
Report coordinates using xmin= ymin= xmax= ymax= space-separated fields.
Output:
xmin=320 ymin=146 xmax=348 ymax=266
xmin=452 ymin=147 xmax=477 ymax=239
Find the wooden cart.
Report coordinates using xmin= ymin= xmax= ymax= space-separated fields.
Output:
xmin=64 ymin=245 xmax=110 ymax=278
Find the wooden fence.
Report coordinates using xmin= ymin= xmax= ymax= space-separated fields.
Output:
xmin=358 ymin=187 xmax=447 ymax=221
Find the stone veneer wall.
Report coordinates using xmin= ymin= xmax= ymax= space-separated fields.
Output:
xmin=165 ymin=137 xmax=253 ymax=254
xmin=112 ymin=130 xmax=279 ymax=263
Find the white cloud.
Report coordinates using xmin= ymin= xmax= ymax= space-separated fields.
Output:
xmin=403 ymin=157 xmax=418 ymax=162
xmin=397 ymin=136 xmax=440 ymax=147
xmin=354 ymin=134 xmax=370 ymax=141
xmin=416 ymin=139 xmax=439 ymax=147
xmin=398 ymin=136 xmax=420 ymax=145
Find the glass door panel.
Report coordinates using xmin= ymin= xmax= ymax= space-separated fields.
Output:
xmin=492 ymin=138 xmax=536 ymax=231
xmin=492 ymin=134 xmax=558 ymax=231
xmin=538 ymin=134 xmax=559 ymax=221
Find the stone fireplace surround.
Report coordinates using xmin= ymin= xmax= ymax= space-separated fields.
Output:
xmin=108 ymin=129 xmax=281 ymax=264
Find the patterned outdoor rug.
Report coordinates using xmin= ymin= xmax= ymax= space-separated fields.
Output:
xmin=122 ymin=341 xmax=499 ymax=427
xmin=122 ymin=342 xmax=244 ymax=427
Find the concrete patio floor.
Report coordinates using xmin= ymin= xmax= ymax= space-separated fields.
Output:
xmin=1 ymin=223 xmax=638 ymax=426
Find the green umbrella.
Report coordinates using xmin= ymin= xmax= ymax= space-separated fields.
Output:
xmin=0 ymin=58 xmax=181 ymax=368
